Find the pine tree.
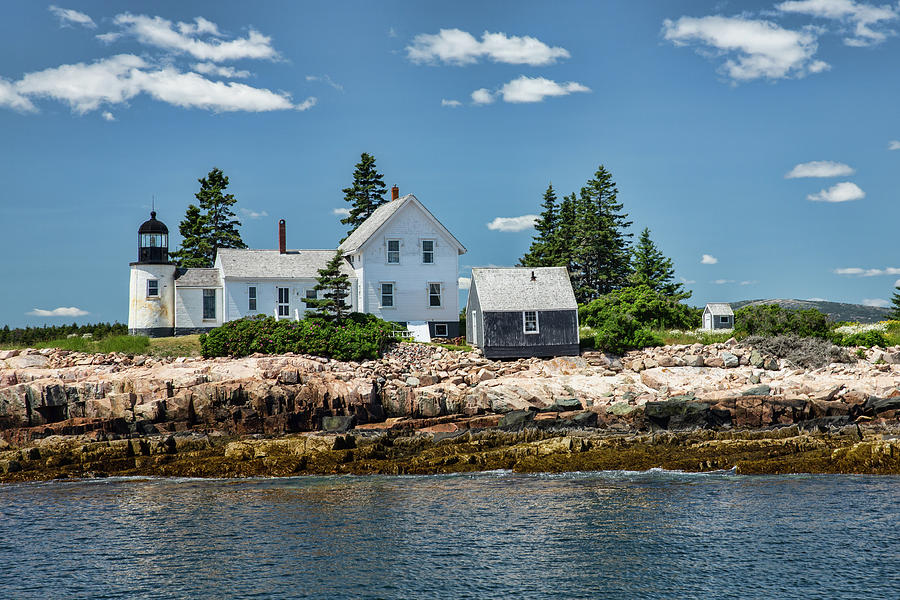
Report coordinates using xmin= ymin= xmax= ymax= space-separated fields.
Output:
xmin=520 ymin=184 xmax=560 ymax=267
xmin=629 ymin=227 xmax=688 ymax=298
xmin=555 ymin=192 xmax=578 ymax=277
xmin=303 ymin=249 xmax=352 ymax=322
xmin=890 ymin=286 xmax=900 ymax=321
xmin=341 ymin=153 xmax=388 ymax=240
xmin=172 ymin=167 xmax=246 ymax=268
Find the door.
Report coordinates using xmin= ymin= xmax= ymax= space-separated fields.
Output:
xmin=471 ymin=311 xmax=477 ymax=345
xmin=703 ymin=312 xmax=711 ymax=329
xmin=277 ymin=287 xmax=290 ymax=318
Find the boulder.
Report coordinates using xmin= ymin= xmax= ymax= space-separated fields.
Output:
xmin=322 ymin=415 xmax=356 ymax=433
xmin=720 ymin=352 xmax=739 ymax=368
xmin=644 ymin=398 xmax=711 ymax=430
xmin=498 ymin=409 xmax=536 ymax=429
xmin=741 ymin=384 xmax=771 ymax=396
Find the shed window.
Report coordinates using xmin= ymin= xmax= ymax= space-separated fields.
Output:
xmin=523 ymin=311 xmax=539 ymax=334
xmin=203 ymin=289 xmax=216 ymax=320
xmin=434 ymin=323 xmax=448 ymax=337
xmin=719 ymin=316 xmax=730 ymax=324
xmin=381 ymin=283 xmax=394 ymax=308
xmin=147 ymin=279 xmax=159 ymax=298
xmin=248 ymin=286 xmax=257 ymax=311
xmin=428 ymin=283 xmax=442 ymax=307
xmin=422 ymin=240 xmax=434 ymax=264
xmin=387 ymin=239 xmax=400 ymax=264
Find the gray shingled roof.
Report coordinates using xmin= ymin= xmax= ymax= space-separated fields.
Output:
xmin=338 ymin=194 xmax=466 ymax=254
xmin=216 ymin=249 xmax=354 ymax=279
xmin=174 ymin=268 xmax=221 ymax=287
xmin=471 ymin=267 xmax=577 ymax=311
xmin=705 ymin=303 xmax=734 ymax=316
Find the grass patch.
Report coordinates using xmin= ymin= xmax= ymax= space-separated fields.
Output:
xmin=148 ymin=335 xmax=203 ymax=358
xmin=425 ymin=341 xmax=472 ymax=352
xmin=660 ymin=329 xmax=739 ymax=346
xmin=33 ymin=335 xmax=150 ymax=354
xmin=884 ymin=321 xmax=900 ymax=346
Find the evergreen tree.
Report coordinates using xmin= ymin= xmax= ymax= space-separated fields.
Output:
xmin=341 ymin=152 xmax=388 ymax=240
xmin=572 ymin=165 xmax=632 ymax=302
xmin=629 ymin=227 xmax=688 ymax=298
xmin=520 ymin=184 xmax=560 ymax=267
xmin=172 ymin=167 xmax=246 ymax=268
xmin=303 ymin=249 xmax=352 ymax=322
xmin=554 ymin=192 xmax=578 ymax=277
xmin=890 ymin=286 xmax=900 ymax=321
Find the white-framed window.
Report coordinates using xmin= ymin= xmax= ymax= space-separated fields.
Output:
xmin=386 ymin=239 xmax=400 ymax=264
xmin=434 ymin=323 xmax=448 ymax=337
xmin=428 ymin=282 xmax=442 ymax=307
xmin=381 ymin=283 xmax=394 ymax=308
xmin=248 ymin=286 xmax=257 ymax=311
xmin=523 ymin=310 xmax=539 ymax=334
xmin=277 ymin=287 xmax=290 ymax=317
xmin=203 ymin=289 xmax=216 ymax=320
xmin=422 ymin=240 xmax=434 ymax=264
xmin=719 ymin=316 xmax=730 ymax=324
xmin=306 ymin=289 xmax=317 ymax=300
xmin=146 ymin=279 xmax=159 ymax=298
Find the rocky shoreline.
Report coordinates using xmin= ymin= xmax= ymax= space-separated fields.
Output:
xmin=2 ymin=339 xmax=900 ymax=481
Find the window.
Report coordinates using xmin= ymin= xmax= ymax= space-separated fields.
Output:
xmin=140 ymin=233 xmax=167 ymax=248
xmin=147 ymin=279 xmax=159 ymax=298
xmin=248 ymin=286 xmax=257 ymax=311
xmin=428 ymin=283 xmax=442 ymax=307
xmin=387 ymin=239 xmax=400 ymax=264
xmin=381 ymin=283 xmax=394 ymax=308
xmin=422 ymin=240 xmax=434 ymax=264
xmin=277 ymin=287 xmax=290 ymax=317
xmin=719 ymin=316 xmax=730 ymax=324
xmin=523 ymin=311 xmax=539 ymax=334
xmin=306 ymin=289 xmax=317 ymax=300
xmin=203 ymin=289 xmax=216 ymax=320
xmin=434 ymin=323 xmax=448 ymax=337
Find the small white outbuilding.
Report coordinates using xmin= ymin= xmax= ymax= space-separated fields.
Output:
xmin=703 ymin=303 xmax=734 ymax=330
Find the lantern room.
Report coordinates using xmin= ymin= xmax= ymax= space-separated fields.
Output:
xmin=137 ymin=211 xmax=170 ymax=263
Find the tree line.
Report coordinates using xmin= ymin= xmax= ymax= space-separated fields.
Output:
xmin=0 ymin=322 xmax=127 ymax=346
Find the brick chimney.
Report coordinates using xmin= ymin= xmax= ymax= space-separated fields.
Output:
xmin=278 ymin=219 xmax=286 ymax=254
xmin=391 ymin=185 xmax=399 ymax=201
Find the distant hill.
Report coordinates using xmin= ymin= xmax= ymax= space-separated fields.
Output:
xmin=730 ymin=299 xmax=891 ymax=324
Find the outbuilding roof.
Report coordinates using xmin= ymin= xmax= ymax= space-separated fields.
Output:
xmin=338 ymin=194 xmax=466 ymax=255
xmin=470 ymin=267 xmax=578 ymax=311
xmin=705 ymin=303 xmax=734 ymax=316
xmin=216 ymin=249 xmax=354 ymax=279
xmin=174 ymin=268 xmax=221 ymax=288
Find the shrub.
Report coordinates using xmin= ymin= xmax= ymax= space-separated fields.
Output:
xmin=840 ymin=330 xmax=889 ymax=348
xmin=579 ymin=285 xmax=699 ymax=331
xmin=740 ymin=335 xmax=848 ymax=369
xmin=734 ymin=305 xmax=829 ymax=338
xmin=199 ymin=314 xmax=397 ymax=360
xmin=592 ymin=312 xmax=663 ymax=355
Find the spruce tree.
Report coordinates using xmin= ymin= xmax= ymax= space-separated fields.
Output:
xmin=555 ymin=193 xmax=578 ymax=278
xmin=520 ymin=184 xmax=560 ymax=267
xmin=629 ymin=227 xmax=687 ymax=298
xmin=303 ymin=249 xmax=352 ymax=322
xmin=890 ymin=286 xmax=900 ymax=321
xmin=341 ymin=152 xmax=388 ymax=240
xmin=172 ymin=167 xmax=246 ymax=268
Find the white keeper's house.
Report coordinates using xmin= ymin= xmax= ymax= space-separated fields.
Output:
xmin=128 ymin=187 xmax=467 ymax=340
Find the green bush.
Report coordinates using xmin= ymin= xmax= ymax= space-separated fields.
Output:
xmin=199 ymin=314 xmax=397 ymax=360
xmin=840 ymin=330 xmax=889 ymax=348
xmin=733 ymin=305 xmax=829 ymax=338
xmin=579 ymin=285 xmax=699 ymax=331
xmin=592 ymin=312 xmax=663 ymax=355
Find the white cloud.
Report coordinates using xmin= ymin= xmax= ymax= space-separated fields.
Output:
xmin=294 ymin=97 xmax=317 ymax=111
xmin=471 ymin=88 xmax=494 ymax=105
xmin=680 ymin=277 xmax=696 ymax=285
xmin=28 ymin=306 xmax=89 ymax=317
xmin=109 ymin=13 xmax=278 ymax=62
xmin=740 ymin=280 xmax=758 ymax=285
xmin=895 ymin=279 xmax=900 ymax=288
xmin=785 ymin=160 xmax=855 ymax=178
xmin=49 ymin=5 xmax=96 ymax=29
xmin=407 ymin=29 xmax=570 ymax=66
xmin=193 ymin=62 xmax=251 ymax=79
xmin=441 ymin=98 xmax=462 ymax=107
xmin=486 ymin=214 xmax=538 ymax=232
xmin=862 ymin=298 xmax=890 ymax=307
xmin=12 ymin=54 xmax=309 ymax=114
xmin=806 ymin=297 xmax=828 ymax=301
xmin=701 ymin=254 xmax=719 ymax=264
xmin=807 ymin=181 xmax=865 ymax=202
xmin=101 ymin=111 xmax=115 ymax=121
xmin=305 ymin=74 xmax=343 ymax=92
xmin=240 ymin=208 xmax=268 ymax=219
xmin=834 ymin=267 xmax=900 ymax=276
xmin=712 ymin=279 xmax=736 ymax=284
xmin=889 ymin=140 xmax=900 ymax=150
xmin=776 ymin=0 xmax=899 ymax=46
xmin=498 ymin=76 xmax=590 ymax=103
xmin=388 ymin=27 xmax=398 ymax=39
xmin=458 ymin=276 xmax=471 ymax=290
xmin=96 ymin=32 xmax=121 ymax=44
xmin=662 ymin=15 xmax=826 ymax=81
xmin=0 ymin=78 xmax=37 ymax=112
xmin=332 ymin=207 xmax=351 ymax=217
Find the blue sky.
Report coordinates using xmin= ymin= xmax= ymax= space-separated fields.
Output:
xmin=2 ymin=0 xmax=899 ymax=327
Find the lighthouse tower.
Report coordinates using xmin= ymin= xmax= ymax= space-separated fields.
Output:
xmin=128 ymin=211 xmax=176 ymax=337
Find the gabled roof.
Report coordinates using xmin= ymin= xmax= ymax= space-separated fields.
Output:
xmin=216 ymin=249 xmax=354 ymax=279
xmin=174 ymin=268 xmax=221 ymax=287
xmin=338 ymin=194 xmax=466 ymax=255
xmin=470 ymin=267 xmax=578 ymax=311
xmin=705 ymin=303 xmax=734 ymax=316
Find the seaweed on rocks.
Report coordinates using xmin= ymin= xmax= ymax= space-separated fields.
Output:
xmin=740 ymin=335 xmax=850 ymax=369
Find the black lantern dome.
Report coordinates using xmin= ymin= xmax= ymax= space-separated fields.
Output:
xmin=137 ymin=211 xmax=170 ymax=263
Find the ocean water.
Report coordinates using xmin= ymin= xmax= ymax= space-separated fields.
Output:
xmin=1 ymin=470 xmax=898 ymax=599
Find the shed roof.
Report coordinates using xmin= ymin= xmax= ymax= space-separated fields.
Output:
xmin=705 ymin=303 xmax=734 ymax=316
xmin=338 ymin=194 xmax=466 ymax=255
xmin=174 ymin=268 xmax=221 ymax=288
xmin=216 ymin=249 xmax=354 ymax=280
xmin=471 ymin=267 xmax=578 ymax=311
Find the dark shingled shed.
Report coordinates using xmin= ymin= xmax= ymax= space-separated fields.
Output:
xmin=465 ymin=267 xmax=580 ymax=359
